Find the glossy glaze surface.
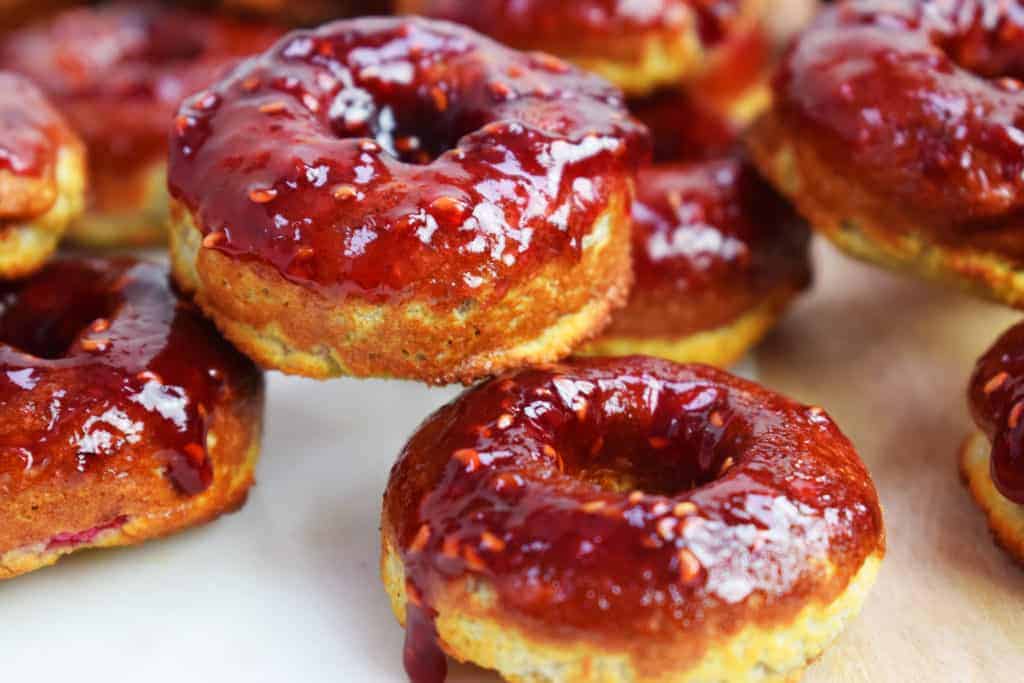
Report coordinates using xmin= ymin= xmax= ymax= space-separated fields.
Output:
xmin=0 ymin=3 xmax=282 ymax=176
xmin=776 ymin=0 xmax=1024 ymax=230
xmin=385 ymin=357 xmax=883 ymax=682
xmin=0 ymin=259 xmax=262 ymax=497
xmin=969 ymin=320 xmax=1024 ymax=503
xmin=0 ymin=71 xmax=65 ymax=181
xmin=401 ymin=0 xmax=744 ymax=46
xmin=168 ymin=17 xmax=648 ymax=305
xmin=631 ymin=158 xmax=808 ymax=299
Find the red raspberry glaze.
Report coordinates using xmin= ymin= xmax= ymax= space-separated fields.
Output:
xmin=167 ymin=17 xmax=649 ymax=305
xmin=0 ymin=259 xmax=263 ymax=497
xmin=631 ymin=157 xmax=809 ymax=298
xmin=385 ymin=357 xmax=884 ymax=683
xmin=0 ymin=71 xmax=66 ymax=180
xmin=775 ymin=0 xmax=1024 ymax=236
xmin=969 ymin=321 xmax=1024 ymax=503
xmin=0 ymin=3 xmax=282 ymax=180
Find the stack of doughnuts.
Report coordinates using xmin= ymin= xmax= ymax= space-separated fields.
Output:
xmin=0 ymin=5 xmax=892 ymax=683
xmin=402 ymin=0 xmax=814 ymax=366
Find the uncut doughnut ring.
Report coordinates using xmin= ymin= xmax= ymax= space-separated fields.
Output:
xmin=0 ymin=71 xmax=86 ymax=279
xmin=750 ymin=0 xmax=1024 ymax=308
xmin=167 ymin=17 xmax=647 ymax=384
xmin=0 ymin=3 xmax=282 ymax=246
xmin=382 ymin=356 xmax=885 ymax=683
xmin=0 ymin=258 xmax=264 ymax=580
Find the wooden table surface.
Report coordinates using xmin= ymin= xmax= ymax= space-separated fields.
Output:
xmin=756 ymin=239 xmax=1024 ymax=682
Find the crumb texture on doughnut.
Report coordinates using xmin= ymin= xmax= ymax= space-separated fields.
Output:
xmin=0 ymin=3 xmax=282 ymax=245
xmin=959 ymin=431 xmax=1024 ymax=566
xmin=0 ymin=259 xmax=265 ymax=580
xmin=382 ymin=357 xmax=885 ymax=682
xmin=750 ymin=0 xmax=1024 ymax=307
xmin=168 ymin=17 xmax=648 ymax=383
xmin=0 ymin=71 xmax=86 ymax=279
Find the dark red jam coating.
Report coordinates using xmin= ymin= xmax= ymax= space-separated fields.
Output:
xmin=386 ymin=357 xmax=884 ymax=682
xmin=0 ymin=3 xmax=283 ymax=175
xmin=969 ymin=320 xmax=1024 ymax=503
xmin=631 ymin=158 xmax=809 ymax=296
xmin=776 ymin=0 xmax=1024 ymax=224
xmin=625 ymin=90 xmax=808 ymax=303
xmin=0 ymin=71 xmax=66 ymax=180
xmin=0 ymin=259 xmax=262 ymax=498
xmin=167 ymin=17 xmax=649 ymax=305
xmin=402 ymin=0 xmax=745 ymax=47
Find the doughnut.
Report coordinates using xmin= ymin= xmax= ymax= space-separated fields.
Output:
xmin=0 ymin=71 xmax=86 ymax=279
xmin=0 ymin=258 xmax=264 ymax=579
xmin=582 ymin=158 xmax=810 ymax=366
xmin=963 ymin=320 xmax=1024 ymax=564
xmin=167 ymin=17 xmax=647 ymax=384
xmin=749 ymin=0 xmax=1024 ymax=309
xmin=381 ymin=357 xmax=885 ymax=683
xmin=0 ymin=3 xmax=282 ymax=247
xmin=580 ymin=90 xmax=810 ymax=366
xmin=396 ymin=0 xmax=768 ymax=98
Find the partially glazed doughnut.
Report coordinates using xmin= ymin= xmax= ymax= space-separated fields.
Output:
xmin=0 ymin=3 xmax=282 ymax=246
xmin=963 ymin=320 xmax=1024 ymax=564
xmin=583 ymin=91 xmax=810 ymax=366
xmin=750 ymin=0 xmax=1024 ymax=308
xmin=167 ymin=17 xmax=647 ymax=384
xmin=0 ymin=71 xmax=86 ymax=279
xmin=0 ymin=258 xmax=264 ymax=579
xmin=382 ymin=357 xmax=885 ymax=682
xmin=396 ymin=0 xmax=768 ymax=98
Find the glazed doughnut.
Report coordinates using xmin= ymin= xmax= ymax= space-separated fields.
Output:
xmin=0 ymin=3 xmax=282 ymax=246
xmin=0 ymin=71 xmax=86 ymax=279
xmin=0 ymin=258 xmax=264 ymax=579
xmin=583 ymin=91 xmax=810 ymax=366
xmin=750 ymin=0 xmax=1024 ymax=308
xmin=396 ymin=0 xmax=768 ymax=98
xmin=963 ymin=320 xmax=1024 ymax=563
xmin=167 ymin=17 xmax=647 ymax=384
xmin=382 ymin=357 xmax=885 ymax=683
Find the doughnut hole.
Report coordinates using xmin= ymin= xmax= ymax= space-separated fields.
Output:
xmin=557 ymin=416 xmax=735 ymax=496
xmin=0 ymin=266 xmax=116 ymax=359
